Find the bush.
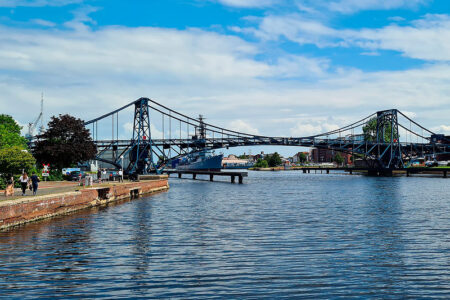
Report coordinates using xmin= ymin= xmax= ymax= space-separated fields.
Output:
xmin=254 ymin=158 xmax=269 ymax=168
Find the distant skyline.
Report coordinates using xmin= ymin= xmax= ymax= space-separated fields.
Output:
xmin=0 ymin=0 xmax=449 ymax=157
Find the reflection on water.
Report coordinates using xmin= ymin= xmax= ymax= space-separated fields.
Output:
xmin=0 ymin=172 xmax=449 ymax=298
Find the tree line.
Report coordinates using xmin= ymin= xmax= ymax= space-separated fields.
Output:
xmin=0 ymin=114 xmax=96 ymax=189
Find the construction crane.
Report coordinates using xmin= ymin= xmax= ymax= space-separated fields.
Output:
xmin=26 ymin=93 xmax=44 ymax=141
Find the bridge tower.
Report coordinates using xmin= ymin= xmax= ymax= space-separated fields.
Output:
xmin=127 ymin=98 xmax=155 ymax=175
xmin=375 ymin=109 xmax=404 ymax=169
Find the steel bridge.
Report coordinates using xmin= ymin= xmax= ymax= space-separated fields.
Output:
xmin=84 ymin=97 xmax=450 ymax=175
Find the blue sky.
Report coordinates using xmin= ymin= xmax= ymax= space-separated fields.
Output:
xmin=0 ymin=0 xmax=449 ymax=156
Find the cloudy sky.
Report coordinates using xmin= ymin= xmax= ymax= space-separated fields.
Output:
xmin=0 ymin=0 xmax=449 ymax=155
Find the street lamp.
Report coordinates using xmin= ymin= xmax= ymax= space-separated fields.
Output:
xmin=120 ymin=155 xmax=124 ymax=182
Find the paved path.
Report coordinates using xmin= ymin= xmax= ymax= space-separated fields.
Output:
xmin=0 ymin=180 xmax=126 ymax=202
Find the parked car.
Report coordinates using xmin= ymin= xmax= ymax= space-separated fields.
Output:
xmin=69 ymin=171 xmax=85 ymax=181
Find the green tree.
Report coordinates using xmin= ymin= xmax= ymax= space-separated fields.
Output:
xmin=363 ymin=117 xmax=399 ymax=143
xmin=0 ymin=146 xmax=36 ymax=175
xmin=254 ymin=158 xmax=268 ymax=168
xmin=266 ymin=152 xmax=282 ymax=167
xmin=32 ymin=114 xmax=97 ymax=170
xmin=298 ymin=152 xmax=307 ymax=164
xmin=333 ymin=153 xmax=344 ymax=166
xmin=0 ymin=114 xmax=28 ymax=149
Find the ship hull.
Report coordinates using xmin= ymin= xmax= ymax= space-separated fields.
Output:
xmin=177 ymin=154 xmax=223 ymax=171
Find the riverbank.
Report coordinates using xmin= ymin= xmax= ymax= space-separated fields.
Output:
xmin=0 ymin=176 xmax=169 ymax=230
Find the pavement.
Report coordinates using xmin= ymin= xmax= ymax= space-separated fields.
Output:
xmin=0 ymin=180 xmax=126 ymax=202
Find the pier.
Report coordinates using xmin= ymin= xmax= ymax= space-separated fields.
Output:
xmin=297 ymin=167 xmax=448 ymax=177
xmin=165 ymin=170 xmax=248 ymax=184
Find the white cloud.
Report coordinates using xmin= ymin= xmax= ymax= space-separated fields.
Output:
xmin=229 ymin=120 xmax=259 ymax=135
xmin=246 ymin=13 xmax=450 ymax=61
xmin=217 ymin=0 xmax=276 ymax=8
xmin=327 ymin=0 xmax=428 ymax=14
xmin=431 ymin=125 xmax=450 ymax=134
xmin=31 ymin=19 xmax=56 ymax=27
xmin=0 ymin=0 xmax=81 ymax=7
xmin=0 ymin=18 xmax=449 ymax=140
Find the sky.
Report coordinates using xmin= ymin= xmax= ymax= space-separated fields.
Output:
xmin=0 ymin=0 xmax=449 ymax=156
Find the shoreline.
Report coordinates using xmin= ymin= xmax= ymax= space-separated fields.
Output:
xmin=0 ymin=176 xmax=169 ymax=231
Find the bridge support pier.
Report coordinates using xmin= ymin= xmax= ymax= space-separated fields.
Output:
xmin=193 ymin=174 xmax=196 ymax=180
xmin=326 ymin=169 xmax=329 ymax=174
xmin=178 ymin=173 xmax=182 ymax=179
xmin=406 ymin=170 xmax=410 ymax=177
xmin=303 ymin=169 xmax=306 ymax=173
xmin=349 ymin=170 xmax=352 ymax=175
xmin=239 ymin=175 xmax=243 ymax=184
xmin=231 ymin=175 xmax=235 ymax=183
xmin=210 ymin=174 xmax=214 ymax=181
xmin=444 ymin=171 xmax=447 ymax=178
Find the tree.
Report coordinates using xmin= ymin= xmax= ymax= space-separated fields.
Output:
xmin=266 ymin=152 xmax=282 ymax=167
xmin=254 ymin=158 xmax=268 ymax=168
xmin=363 ymin=117 xmax=399 ymax=143
xmin=0 ymin=146 xmax=36 ymax=175
xmin=298 ymin=152 xmax=307 ymax=164
xmin=33 ymin=114 xmax=97 ymax=170
xmin=0 ymin=114 xmax=28 ymax=149
xmin=333 ymin=153 xmax=344 ymax=166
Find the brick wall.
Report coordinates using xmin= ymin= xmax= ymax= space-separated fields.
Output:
xmin=0 ymin=179 xmax=169 ymax=230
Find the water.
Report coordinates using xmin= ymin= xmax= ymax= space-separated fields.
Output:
xmin=0 ymin=171 xmax=449 ymax=299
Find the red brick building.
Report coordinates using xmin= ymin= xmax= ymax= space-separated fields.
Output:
xmin=310 ymin=148 xmax=352 ymax=165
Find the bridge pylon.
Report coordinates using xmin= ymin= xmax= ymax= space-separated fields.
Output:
xmin=374 ymin=109 xmax=404 ymax=169
xmin=126 ymin=97 xmax=155 ymax=175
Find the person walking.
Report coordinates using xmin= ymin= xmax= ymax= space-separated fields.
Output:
xmin=118 ymin=169 xmax=123 ymax=182
xmin=30 ymin=172 xmax=40 ymax=196
xmin=97 ymin=169 xmax=102 ymax=183
xmin=19 ymin=172 xmax=28 ymax=196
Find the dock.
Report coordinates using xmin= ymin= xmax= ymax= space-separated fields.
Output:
xmin=297 ymin=167 xmax=448 ymax=177
xmin=165 ymin=170 xmax=248 ymax=184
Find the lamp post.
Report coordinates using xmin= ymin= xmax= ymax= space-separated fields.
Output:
xmin=120 ymin=155 xmax=124 ymax=182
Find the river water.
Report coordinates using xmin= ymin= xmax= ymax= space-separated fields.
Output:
xmin=0 ymin=171 xmax=449 ymax=299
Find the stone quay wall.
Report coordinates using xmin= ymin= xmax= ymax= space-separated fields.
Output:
xmin=0 ymin=177 xmax=169 ymax=230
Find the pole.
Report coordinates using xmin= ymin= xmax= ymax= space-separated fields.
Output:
xmin=121 ymin=156 xmax=124 ymax=182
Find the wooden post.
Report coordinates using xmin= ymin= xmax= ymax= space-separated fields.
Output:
xmin=231 ymin=175 xmax=235 ymax=183
xmin=239 ymin=175 xmax=243 ymax=184
xmin=210 ymin=174 xmax=214 ymax=181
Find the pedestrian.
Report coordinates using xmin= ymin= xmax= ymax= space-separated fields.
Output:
xmin=30 ymin=172 xmax=40 ymax=196
xmin=102 ymin=169 xmax=107 ymax=181
xmin=4 ymin=174 xmax=14 ymax=197
xmin=118 ymin=169 xmax=123 ymax=182
xmin=19 ymin=172 xmax=28 ymax=196
xmin=97 ymin=169 xmax=102 ymax=183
